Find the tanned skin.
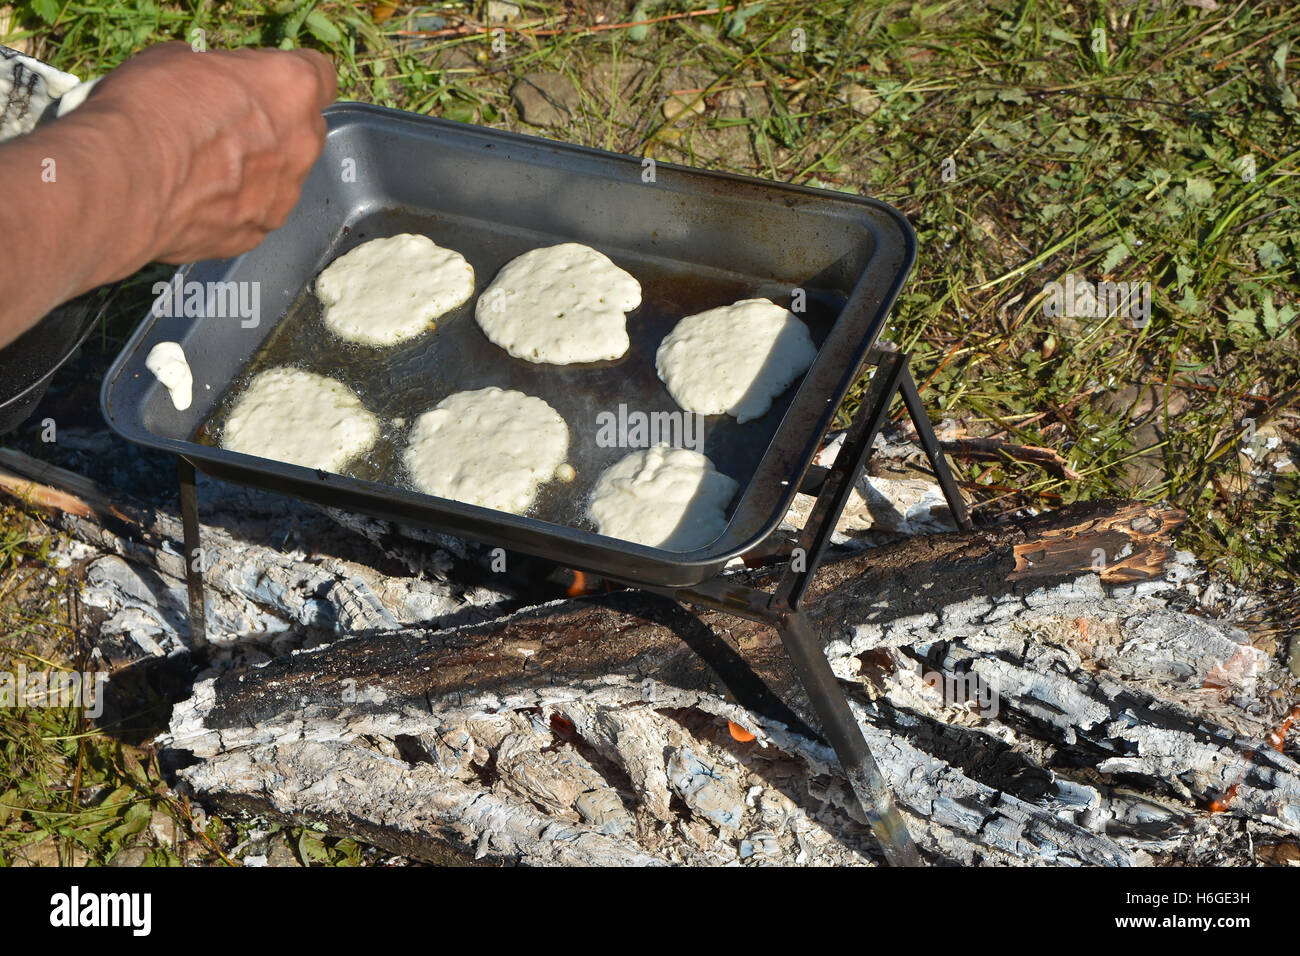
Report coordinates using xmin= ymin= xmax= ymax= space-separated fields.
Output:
xmin=0 ymin=42 xmax=337 ymax=348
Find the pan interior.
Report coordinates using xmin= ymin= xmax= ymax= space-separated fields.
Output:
xmin=195 ymin=206 xmax=847 ymax=539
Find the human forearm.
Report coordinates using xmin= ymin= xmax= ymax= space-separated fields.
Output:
xmin=0 ymin=43 xmax=335 ymax=349
xmin=0 ymin=109 xmax=163 ymax=345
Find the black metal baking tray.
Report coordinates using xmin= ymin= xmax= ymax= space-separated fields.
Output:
xmin=100 ymin=102 xmax=915 ymax=588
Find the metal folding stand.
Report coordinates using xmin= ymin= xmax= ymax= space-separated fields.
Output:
xmin=637 ymin=348 xmax=971 ymax=867
xmin=175 ymin=348 xmax=970 ymax=867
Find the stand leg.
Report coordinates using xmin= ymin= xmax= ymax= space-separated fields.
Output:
xmin=683 ymin=575 xmax=923 ymax=866
xmin=717 ymin=350 xmax=932 ymax=864
xmin=777 ymin=609 xmax=920 ymax=866
xmin=177 ymin=457 xmax=208 ymax=662
xmin=897 ymin=365 xmax=974 ymax=531
xmin=773 ymin=350 xmax=908 ymax=610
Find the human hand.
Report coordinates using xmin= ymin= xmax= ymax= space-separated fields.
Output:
xmin=73 ymin=42 xmax=336 ymax=263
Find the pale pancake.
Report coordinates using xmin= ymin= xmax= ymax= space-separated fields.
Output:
xmin=315 ymin=233 xmax=475 ymax=346
xmin=221 ymin=367 xmax=379 ymax=473
xmin=474 ymin=243 xmax=641 ymax=364
xmin=403 ymin=387 xmax=570 ymax=515
xmin=656 ymin=298 xmax=818 ymax=423
xmin=587 ymin=446 xmax=738 ymax=551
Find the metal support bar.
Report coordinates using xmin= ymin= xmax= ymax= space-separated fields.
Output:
xmin=673 ymin=577 xmax=920 ymax=867
xmin=896 ymin=362 xmax=974 ymax=531
xmin=666 ymin=352 xmax=965 ymax=865
xmin=776 ymin=609 xmax=919 ymax=866
xmin=177 ymin=457 xmax=208 ymax=663
xmin=772 ymin=350 xmax=908 ymax=611
xmin=661 ymin=350 xmax=975 ymax=865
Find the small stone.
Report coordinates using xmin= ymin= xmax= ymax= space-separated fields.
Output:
xmin=486 ymin=0 xmax=522 ymax=21
xmin=840 ymin=83 xmax=881 ymax=116
xmin=1097 ymin=383 xmax=1188 ymax=420
xmin=663 ymin=93 xmax=706 ymax=122
xmin=585 ymin=60 xmax=650 ymax=111
xmin=149 ymin=809 xmax=178 ymax=847
xmin=510 ymin=71 xmax=579 ymax=127
xmin=109 ymin=845 xmax=150 ymax=867
xmin=267 ymin=836 xmax=304 ymax=867
xmin=433 ymin=45 xmax=479 ymax=73
xmin=717 ymin=87 xmax=747 ymax=114
xmin=12 ymin=838 xmax=90 ymax=866
xmin=1256 ymin=842 xmax=1300 ymax=865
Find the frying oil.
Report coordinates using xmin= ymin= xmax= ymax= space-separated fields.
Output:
xmin=197 ymin=208 xmax=846 ymax=531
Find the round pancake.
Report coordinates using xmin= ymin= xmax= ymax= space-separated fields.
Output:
xmin=474 ymin=243 xmax=641 ymax=364
xmin=587 ymin=446 xmax=738 ymax=551
xmin=655 ymin=298 xmax=818 ymax=423
xmin=315 ymin=233 xmax=475 ymax=346
xmin=221 ymin=367 xmax=379 ymax=473
xmin=403 ymin=387 xmax=570 ymax=514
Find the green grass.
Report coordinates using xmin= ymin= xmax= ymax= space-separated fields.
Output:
xmin=2 ymin=0 xmax=1297 ymax=863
